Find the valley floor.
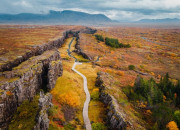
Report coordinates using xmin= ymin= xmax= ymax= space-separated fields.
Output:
xmin=49 ymin=37 xmax=106 ymax=130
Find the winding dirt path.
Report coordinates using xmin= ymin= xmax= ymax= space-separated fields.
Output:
xmin=67 ymin=37 xmax=92 ymax=130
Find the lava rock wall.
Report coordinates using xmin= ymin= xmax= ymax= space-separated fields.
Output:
xmin=96 ymin=72 xmax=127 ymax=130
xmin=0 ymin=50 xmax=63 ymax=128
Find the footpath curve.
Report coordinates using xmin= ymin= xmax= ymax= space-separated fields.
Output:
xmin=72 ymin=62 xmax=92 ymax=130
xmin=67 ymin=37 xmax=92 ymax=130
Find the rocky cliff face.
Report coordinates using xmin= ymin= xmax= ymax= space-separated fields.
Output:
xmin=73 ymin=32 xmax=92 ymax=61
xmin=80 ymin=27 xmax=97 ymax=34
xmin=34 ymin=91 xmax=52 ymax=130
xmin=0 ymin=49 xmax=63 ymax=128
xmin=96 ymin=72 xmax=128 ymax=130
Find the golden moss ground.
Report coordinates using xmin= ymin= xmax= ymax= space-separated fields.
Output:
xmin=50 ymin=38 xmax=86 ymax=129
xmin=76 ymin=63 xmax=106 ymax=124
xmin=50 ymin=37 xmax=106 ymax=129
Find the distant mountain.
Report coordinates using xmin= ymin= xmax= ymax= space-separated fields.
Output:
xmin=0 ymin=10 xmax=112 ymax=24
xmin=138 ymin=18 xmax=180 ymax=23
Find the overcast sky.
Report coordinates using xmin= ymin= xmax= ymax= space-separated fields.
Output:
xmin=0 ymin=0 xmax=180 ymax=21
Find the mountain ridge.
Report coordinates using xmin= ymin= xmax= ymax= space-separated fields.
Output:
xmin=137 ymin=18 xmax=180 ymax=23
xmin=0 ymin=10 xmax=112 ymax=24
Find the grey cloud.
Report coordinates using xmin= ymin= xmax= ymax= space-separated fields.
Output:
xmin=0 ymin=0 xmax=180 ymax=21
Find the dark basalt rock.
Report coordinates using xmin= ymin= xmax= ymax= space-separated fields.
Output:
xmin=80 ymin=27 xmax=97 ymax=34
xmin=0 ymin=50 xmax=63 ymax=128
xmin=96 ymin=72 xmax=127 ymax=130
xmin=34 ymin=91 xmax=52 ymax=130
xmin=73 ymin=33 xmax=92 ymax=61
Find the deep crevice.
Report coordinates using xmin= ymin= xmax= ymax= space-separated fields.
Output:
xmin=41 ymin=64 xmax=49 ymax=93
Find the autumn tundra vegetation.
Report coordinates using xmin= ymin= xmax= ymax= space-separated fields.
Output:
xmin=77 ymin=26 xmax=180 ymax=129
xmin=0 ymin=25 xmax=179 ymax=130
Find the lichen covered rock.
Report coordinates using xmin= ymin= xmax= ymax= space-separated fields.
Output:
xmin=34 ymin=91 xmax=52 ymax=130
xmin=0 ymin=50 xmax=62 ymax=128
xmin=96 ymin=72 xmax=127 ymax=130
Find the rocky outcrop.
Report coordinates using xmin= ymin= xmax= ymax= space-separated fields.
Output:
xmin=80 ymin=27 xmax=97 ymax=34
xmin=65 ymin=27 xmax=96 ymax=61
xmin=34 ymin=91 xmax=52 ymax=130
xmin=0 ymin=50 xmax=62 ymax=128
xmin=96 ymin=72 xmax=127 ymax=130
xmin=0 ymin=31 xmax=68 ymax=72
xmin=74 ymin=33 xmax=92 ymax=60
xmin=64 ymin=30 xmax=92 ymax=61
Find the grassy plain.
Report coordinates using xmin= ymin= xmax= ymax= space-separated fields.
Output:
xmin=0 ymin=25 xmax=74 ymax=67
xmin=77 ymin=26 xmax=180 ymax=129
xmin=1 ymin=25 xmax=179 ymax=129
xmin=79 ymin=27 xmax=180 ymax=80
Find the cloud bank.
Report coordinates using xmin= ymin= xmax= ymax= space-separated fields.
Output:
xmin=0 ymin=0 xmax=180 ymax=21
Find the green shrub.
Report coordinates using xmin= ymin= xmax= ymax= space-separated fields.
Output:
xmin=124 ymin=74 xmax=180 ymax=129
xmin=64 ymin=123 xmax=75 ymax=130
xmin=152 ymin=103 xmax=174 ymax=129
xmin=9 ymin=95 xmax=39 ymax=130
xmin=91 ymin=89 xmax=99 ymax=100
xmin=134 ymin=77 xmax=163 ymax=105
xmin=122 ymin=86 xmax=132 ymax=96
xmin=105 ymin=37 xmax=131 ymax=48
xmin=128 ymin=65 xmax=135 ymax=70
xmin=49 ymin=124 xmax=59 ymax=130
xmin=48 ymin=105 xmax=58 ymax=117
xmin=122 ymin=86 xmax=146 ymax=101
xmin=92 ymin=122 xmax=107 ymax=130
xmin=95 ymin=34 xmax=104 ymax=42
xmin=174 ymin=110 xmax=180 ymax=127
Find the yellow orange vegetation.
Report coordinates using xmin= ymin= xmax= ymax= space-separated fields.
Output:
xmin=116 ymin=71 xmax=125 ymax=76
xmin=103 ymin=68 xmax=124 ymax=76
xmin=50 ymin=37 xmax=86 ymax=128
xmin=6 ymin=91 xmax=13 ymax=96
xmin=174 ymin=93 xmax=177 ymax=99
xmin=76 ymin=63 xmax=106 ymax=123
xmin=104 ymin=68 xmax=114 ymax=73
xmin=167 ymin=52 xmax=177 ymax=57
xmin=145 ymin=110 xmax=152 ymax=116
xmin=50 ymin=62 xmax=84 ymax=108
xmin=166 ymin=121 xmax=179 ymax=130
xmin=58 ymin=91 xmax=80 ymax=107
xmin=92 ymin=88 xmax=99 ymax=92
xmin=137 ymin=101 xmax=147 ymax=108
xmin=150 ymin=72 xmax=155 ymax=76
xmin=157 ymin=74 xmax=161 ymax=79
xmin=163 ymin=95 xmax=167 ymax=102
xmin=95 ymin=27 xmax=180 ymax=79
